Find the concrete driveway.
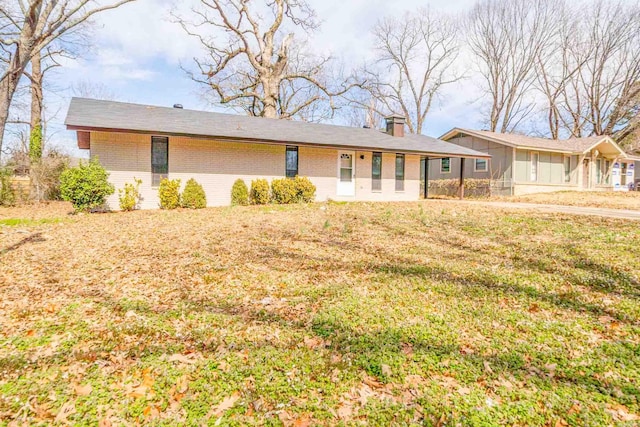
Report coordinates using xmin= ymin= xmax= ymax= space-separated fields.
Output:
xmin=443 ymin=200 xmax=640 ymax=220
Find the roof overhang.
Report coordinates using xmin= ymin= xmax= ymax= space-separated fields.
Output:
xmin=581 ymin=136 xmax=627 ymax=157
xmin=67 ymin=125 xmax=491 ymax=159
xmin=439 ymin=128 xmax=576 ymax=153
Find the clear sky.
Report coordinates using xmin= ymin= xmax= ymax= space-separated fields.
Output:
xmin=45 ymin=0 xmax=482 ymax=155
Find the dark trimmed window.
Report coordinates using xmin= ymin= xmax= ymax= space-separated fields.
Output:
xmin=286 ymin=146 xmax=298 ymax=178
xmin=151 ymin=136 xmax=168 ymax=186
xmin=372 ymin=152 xmax=382 ymax=191
xmin=441 ymin=158 xmax=451 ymax=173
xmin=395 ymin=154 xmax=405 ymax=191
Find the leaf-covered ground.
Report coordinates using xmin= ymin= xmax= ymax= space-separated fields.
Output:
xmin=1 ymin=201 xmax=639 ymax=426
xmin=493 ymin=191 xmax=640 ymax=210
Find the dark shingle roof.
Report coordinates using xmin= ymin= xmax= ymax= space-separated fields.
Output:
xmin=65 ymin=98 xmax=489 ymax=158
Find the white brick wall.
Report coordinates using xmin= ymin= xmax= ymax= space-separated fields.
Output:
xmin=91 ymin=132 xmax=423 ymax=209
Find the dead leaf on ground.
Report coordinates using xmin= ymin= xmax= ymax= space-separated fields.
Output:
xmin=54 ymin=401 xmax=76 ymax=424
xmin=207 ymin=392 xmax=240 ymax=419
xmin=168 ymin=353 xmax=198 ymax=364
xmin=74 ymin=383 xmax=92 ymax=396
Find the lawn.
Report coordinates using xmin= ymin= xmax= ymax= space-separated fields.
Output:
xmin=492 ymin=191 xmax=640 ymax=211
xmin=1 ymin=201 xmax=639 ymax=426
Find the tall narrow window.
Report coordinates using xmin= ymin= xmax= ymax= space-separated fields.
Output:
xmin=475 ymin=158 xmax=488 ymax=172
xmin=605 ymin=160 xmax=611 ymax=184
xmin=286 ymin=146 xmax=298 ymax=178
xmin=151 ymin=136 xmax=168 ymax=186
xmin=395 ymin=154 xmax=405 ymax=191
xmin=596 ymin=159 xmax=602 ymax=184
xmin=564 ymin=156 xmax=571 ymax=183
xmin=441 ymin=158 xmax=451 ymax=173
xmin=372 ymin=152 xmax=382 ymax=191
xmin=530 ymin=152 xmax=539 ymax=181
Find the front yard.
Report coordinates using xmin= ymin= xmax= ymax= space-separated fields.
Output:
xmin=1 ymin=201 xmax=639 ymax=425
xmin=493 ymin=191 xmax=640 ymax=210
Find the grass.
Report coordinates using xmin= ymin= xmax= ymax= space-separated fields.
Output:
xmin=492 ymin=190 xmax=640 ymax=210
xmin=0 ymin=201 xmax=639 ymax=425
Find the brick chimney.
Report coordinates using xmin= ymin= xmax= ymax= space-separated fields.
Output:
xmin=385 ymin=115 xmax=405 ymax=137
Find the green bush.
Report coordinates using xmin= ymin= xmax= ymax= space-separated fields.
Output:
xmin=181 ymin=178 xmax=206 ymax=209
xmin=118 ymin=178 xmax=142 ymax=211
xmin=250 ymin=179 xmax=270 ymax=205
xmin=60 ymin=158 xmax=114 ymax=212
xmin=271 ymin=178 xmax=297 ymax=204
xmin=294 ymin=176 xmax=316 ymax=203
xmin=158 ymin=178 xmax=181 ymax=209
xmin=231 ymin=179 xmax=249 ymax=206
xmin=0 ymin=168 xmax=15 ymax=206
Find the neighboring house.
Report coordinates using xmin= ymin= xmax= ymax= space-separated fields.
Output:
xmin=64 ymin=98 xmax=489 ymax=209
xmin=431 ymin=128 xmax=633 ymax=196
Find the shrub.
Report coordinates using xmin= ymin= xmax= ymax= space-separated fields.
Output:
xmin=118 ymin=178 xmax=143 ymax=211
xmin=158 ymin=178 xmax=181 ymax=209
xmin=271 ymin=178 xmax=297 ymax=204
xmin=250 ymin=179 xmax=270 ymax=205
xmin=181 ymin=178 xmax=206 ymax=209
xmin=0 ymin=168 xmax=15 ymax=206
xmin=60 ymin=158 xmax=114 ymax=212
xmin=294 ymin=176 xmax=316 ymax=203
xmin=231 ymin=179 xmax=249 ymax=206
xmin=29 ymin=153 xmax=68 ymax=201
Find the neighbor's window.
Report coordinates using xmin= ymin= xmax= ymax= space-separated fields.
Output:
xmin=286 ymin=146 xmax=298 ymax=178
xmin=395 ymin=154 xmax=405 ymax=191
xmin=372 ymin=152 xmax=382 ymax=191
xmin=596 ymin=159 xmax=602 ymax=184
xmin=475 ymin=158 xmax=488 ymax=172
xmin=151 ymin=136 xmax=168 ymax=186
xmin=441 ymin=157 xmax=451 ymax=173
xmin=530 ymin=152 xmax=539 ymax=181
xmin=564 ymin=156 xmax=571 ymax=183
xmin=605 ymin=160 xmax=611 ymax=184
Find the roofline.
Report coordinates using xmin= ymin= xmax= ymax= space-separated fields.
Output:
xmin=440 ymin=127 xmax=627 ymax=156
xmin=581 ymin=136 xmax=627 ymax=157
xmin=67 ymin=125 xmax=491 ymax=159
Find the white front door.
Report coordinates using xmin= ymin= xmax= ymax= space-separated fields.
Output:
xmin=337 ymin=151 xmax=355 ymax=196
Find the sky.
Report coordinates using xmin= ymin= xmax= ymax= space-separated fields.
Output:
xmin=42 ymin=0 xmax=483 ymax=156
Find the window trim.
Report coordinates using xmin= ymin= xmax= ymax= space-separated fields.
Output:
xmin=395 ymin=153 xmax=405 ymax=192
xmin=440 ymin=157 xmax=451 ymax=174
xmin=530 ymin=151 xmax=539 ymax=182
xmin=474 ymin=158 xmax=488 ymax=172
xmin=151 ymin=135 xmax=169 ymax=187
xmin=285 ymin=145 xmax=298 ymax=178
xmin=371 ymin=152 xmax=382 ymax=192
xmin=563 ymin=155 xmax=571 ymax=183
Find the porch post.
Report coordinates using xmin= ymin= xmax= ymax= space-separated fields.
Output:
xmin=424 ymin=157 xmax=429 ymax=199
xmin=459 ymin=158 xmax=466 ymax=200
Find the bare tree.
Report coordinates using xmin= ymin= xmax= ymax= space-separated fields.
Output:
xmin=0 ymin=0 xmax=136 ymax=157
xmin=176 ymin=0 xmax=360 ymax=120
xmin=467 ymin=0 xmax=558 ymax=133
xmin=352 ymin=8 xmax=461 ymax=134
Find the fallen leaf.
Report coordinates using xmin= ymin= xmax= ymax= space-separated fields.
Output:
xmin=54 ymin=401 xmax=76 ymax=424
xmin=169 ymin=353 xmax=197 ymax=364
xmin=74 ymin=383 xmax=92 ymax=396
xmin=336 ymin=403 xmax=353 ymax=420
xmin=555 ymin=418 xmax=568 ymax=427
xmin=208 ymin=392 xmax=240 ymax=418
xmin=381 ymin=364 xmax=392 ymax=377
xmin=483 ymin=361 xmax=493 ymax=374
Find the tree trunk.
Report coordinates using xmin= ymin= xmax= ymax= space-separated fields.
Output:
xmin=30 ymin=51 xmax=43 ymax=132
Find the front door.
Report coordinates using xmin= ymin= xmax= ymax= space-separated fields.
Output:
xmin=337 ymin=151 xmax=355 ymax=196
xmin=583 ymin=159 xmax=590 ymax=188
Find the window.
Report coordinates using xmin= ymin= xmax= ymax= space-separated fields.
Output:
xmin=441 ymin=158 xmax=451 ymax=173
xmin=596 ymin=159 xmax=602 ymax=184
xmin=151 ymin=136 xmax=168 ymax=186
xmin=564 ymin=156 xmax=571 ymax=183
xmin=286 ymin=146 xmax=298 ymax=178
xmin=605 ymin=160 xmax=611 ymax=184
xmin=395 ymin=154 xmax=405 ymax=191
xmin=372 ymin=152 xmax=382 ymax=191
xmin=340 ymin=153 xmax=353 ymax=182
xmin=530 ymin=152 xmax=539 ymax=181
xmin=475 ymin=158 xmax=488 ymax=172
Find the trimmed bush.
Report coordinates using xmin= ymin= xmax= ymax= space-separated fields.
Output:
xmin=294 ymin=176 xmax=316 ymax=203
xmin=231 ymin=179 xmax=249 ymax=206
xmin=118 ymin=178 xmax=142 ymax=211
xmin=60 ymin=158 xmax=114 ymax=212
xmin=181 ymin=178 xmax=206 ymax=209
xmin=0 ymin=168 xmax=15 ymax=206
xmin=250 ymin=179 xmax=270 ymax=205
xmin=271 ymin=178 xmax=297 ymax=204
xmin=158 ymin=178 xmax=181 ymax=209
